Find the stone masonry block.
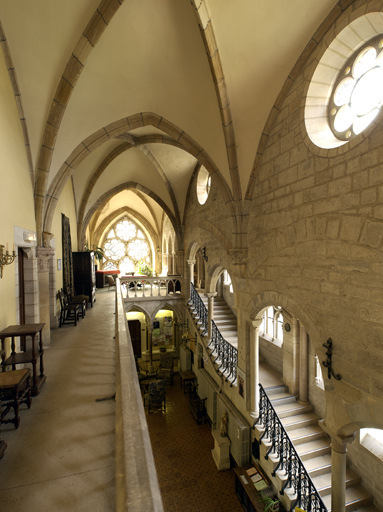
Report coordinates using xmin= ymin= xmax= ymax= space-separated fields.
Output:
xmin=128 ymin=113 xmax=144 ymax=130
xmin=73 ymin=35 xmax=93 ymax=65
xmin=360 ymin=219 xmax=383 ymax=248
xmin=158 ymin=118 xmax=182 ymax=140
xmin=83 ymin=129 xmax=110 ymax=152
xmin=98 ymin=0 xmax=123 ymax=25
xmin=340 ymin=216 xmax=363 ymax=242
xmin=326 ymin=218 xmax=340 ymax=239
xmin=55 ymin=78 xmax=73 ymax=107
xmin=62 ymin=55 xmax=84 ymax=88
xmin=361 ymin=187 xmax=377 ymax=205
xmin=83 ymin=11 xmax=108 ymax=47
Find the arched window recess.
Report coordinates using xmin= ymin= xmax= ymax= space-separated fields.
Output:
xmin=101 ymin=217 xmax=154 ymax=275
xmin=259 ymin=306 xmax=284 ymax=345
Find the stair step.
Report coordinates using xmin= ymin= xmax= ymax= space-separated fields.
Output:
xmin=296 ymin=438 xmax=331 ymax=460
xmin=274 ymin=402 xmax=313 ymax=418
xmin=304 ymin=453 xmax=332 ymax=478
xmin=271 ymin=396 xmax=298 ymax=407
xmin=265 ymin=385 xmax=288 ymax=396
xmin=322 ymin=485 xmax=373 ymax=512
xmin=312 ymin=468 xmax=361 ymax=497
xmin=349 ymin=506 xmax=381 ymax=512
xmin=281 ymin=411 xmax=321 ymax=431
xmin=288 ymin=424 xmax=327 ymax=445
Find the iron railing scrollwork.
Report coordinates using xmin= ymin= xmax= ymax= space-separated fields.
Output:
xmin=255 ymin=384 xmax=327 ymax=512
xmin=209 ymin=320 xmax=237 ymax=384
xmin=188 ymin=283 xmax=237 ymax=385
xmin=189 ymin=282 xmax=208 ymax=335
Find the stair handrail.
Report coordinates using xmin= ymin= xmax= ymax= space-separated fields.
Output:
xmin=189 ymin=282 xmax=208 ymax=335
xmin=189 ymin=283 xmax=237 ymax=385
xmin=209 ymin=320 xmax=237 ymax=384
xmin=255 ymin=384 xmax=327 ymax=512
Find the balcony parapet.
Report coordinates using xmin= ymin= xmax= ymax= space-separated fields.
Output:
xmin=121 ymin=275 xmax=183 ymax=300
xmin=115 ymin=279 xmax=164 ymax=512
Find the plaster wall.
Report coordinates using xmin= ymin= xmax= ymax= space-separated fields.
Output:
xmin=0 ymin=48 xmax=35 ymax=330
xmin=51 ymin=178 xmax=78 ymax=291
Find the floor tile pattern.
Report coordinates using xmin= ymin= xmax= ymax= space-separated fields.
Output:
xmin=145 ymin=375 xmax=244 ymax=512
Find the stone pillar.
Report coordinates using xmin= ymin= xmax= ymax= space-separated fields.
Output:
xmin=206 ymin=292 xmax=217 ymax=342
xmin=37 ymin=247 xmax=54 ymax=346
xmin=250 ymin=320 xmax=261 ymax=420
xmin=156 ymin=250 xmax=162 ymax=276
xmin=175 ymin=250 xmax=184 ymax=275
xmin=298 ymin=321 xmax=308 ymax=404
xmin=148 ymin=326 xmax=154 ymax=373
xmin=187 ymin=258 xmax=196 ymax=295
xmin=320 ymin=422 xmax=355 ymax=512
xmin=332 ymin=434 xmax=355 ymax=512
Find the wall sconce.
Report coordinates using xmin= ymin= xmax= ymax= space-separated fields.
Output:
xmin=0 ymin=244 xmax=16 ymax=278
xmin=23 ymin=232 xmax=37 ymax=242
xmin=202 ymin=247 xmax=208 ymax=262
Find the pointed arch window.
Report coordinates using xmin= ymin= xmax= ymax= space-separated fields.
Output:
xmin=102 ymin=218 xmax=152 ymax=274
xmin=260 ymin=306 xmax=284 ymax=343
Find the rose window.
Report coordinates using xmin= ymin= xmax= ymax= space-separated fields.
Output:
xmin=329 ymin=36 xmax=383 ymax=141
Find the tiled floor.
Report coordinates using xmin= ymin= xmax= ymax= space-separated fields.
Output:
xmin=144 ymin=376 xmax=244 ymax=512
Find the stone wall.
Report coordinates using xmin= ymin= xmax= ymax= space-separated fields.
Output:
xmin=183 ymin=1 xmax=383 ymax=507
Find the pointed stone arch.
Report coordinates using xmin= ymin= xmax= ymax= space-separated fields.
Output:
xmin=42 ymin=113 xmax=235 ymax=243
xmin=80 ymin=182 xmax=179 ymax=252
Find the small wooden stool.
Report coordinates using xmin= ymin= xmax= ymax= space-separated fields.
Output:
xmin=0 ymin=369 xmax=32 ymax=429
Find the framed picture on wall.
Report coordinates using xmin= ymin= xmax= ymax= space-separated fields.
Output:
xmin=237 ymin=367 xmax=246 ymax=400
xmin=57 ymin=259 xmax=62 ymax=271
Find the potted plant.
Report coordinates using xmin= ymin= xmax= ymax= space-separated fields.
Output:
xmin=136 ymin=260 xmax=153 ymax=277
xmin=261 ymin=495 xmax=280 ymax=512
xmin=84 ymin=243 xmax=104 ymax=263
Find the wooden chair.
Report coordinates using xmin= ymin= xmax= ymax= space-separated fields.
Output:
xmin=65 ymin=286 xmax=89 ymax=310
xmin=144 ymin=380 xmax=167 ymax=413
xmin=58 ymin=289 xmax=81 ymax=327
xmin=156 ymin=352 xmax=174 ymax=385
xmin=62 ymin=288 xmax=86 ymax=318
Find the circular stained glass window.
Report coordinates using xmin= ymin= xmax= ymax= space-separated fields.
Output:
xmin=329 ymin=36 xmax=383 ymax=141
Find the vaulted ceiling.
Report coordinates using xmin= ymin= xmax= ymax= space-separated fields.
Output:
xmin=0 ymin=0 xmax=338 ymax=247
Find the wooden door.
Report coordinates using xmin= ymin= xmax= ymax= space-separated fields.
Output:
xmin=18 ymin=248 xmax=26 ymax=350
xmin=18 ymin=248 xmax=25 ymax=324
xmin=128 ymin=319 xmax=141 ymax=357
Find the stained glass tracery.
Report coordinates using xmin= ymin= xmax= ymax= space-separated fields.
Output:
xmin=102 ymin=218 xmax=151 ymax=274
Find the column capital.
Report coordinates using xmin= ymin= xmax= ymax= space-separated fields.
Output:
xmin=36 ymin=247 xmax=54 ymax=272
xmin=251 ymin=319 xmax=262 ymax=330
xmin=319 ymin=420 xmax=355 ymax=452
xmin=206 ymin=292 xmax=217 ymax=299
xmin=187 ymin=259 xmax=196 ymax=266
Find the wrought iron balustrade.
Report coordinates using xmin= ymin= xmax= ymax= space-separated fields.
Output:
xmin=209 ymin=320 xmax=237 ymax=384
xmin=188 ymin=283 xmax=237 ymax=385
xmin=255 ymin=384 xmax=327 ymax=512
xmin=189 ymin=282 xmax=208 ymax=335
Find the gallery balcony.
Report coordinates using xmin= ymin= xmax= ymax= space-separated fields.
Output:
xmin=120 ymin=275 xmax=184 ymax=302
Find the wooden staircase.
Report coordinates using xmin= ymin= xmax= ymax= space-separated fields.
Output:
xmin=262 ymin=385 xmax=380 ymax=512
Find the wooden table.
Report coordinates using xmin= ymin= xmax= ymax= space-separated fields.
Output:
xmin=0 ymin=323 xmax=46 ymax=396
xmin=0 ymin=368 xmax=32 ymax=429
xmin=179 ymin=370 xmax=196 ymax=394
